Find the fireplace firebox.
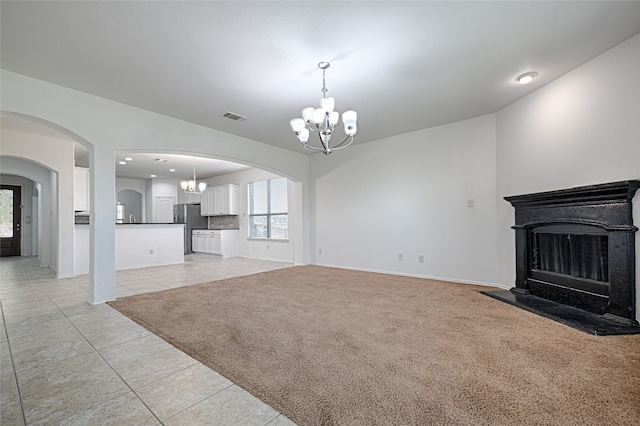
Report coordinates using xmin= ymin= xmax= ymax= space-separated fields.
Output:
xmin=485 ymin=180 xmax=640 ymax=335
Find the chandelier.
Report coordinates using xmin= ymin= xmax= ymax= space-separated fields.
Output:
xmin=180 ymin=157 xmax=206 ymax=194
xmin=289 ymin=61 xmax=357 ymax=155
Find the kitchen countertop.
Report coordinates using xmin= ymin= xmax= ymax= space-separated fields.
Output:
xmin=75 ymin=223 xmax=182 ymax=225
xmin=115 ymin=223 xmax=180 ymax=225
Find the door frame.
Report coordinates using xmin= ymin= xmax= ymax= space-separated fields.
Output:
xmin=1 ymin=184 xmax=22 ymax=257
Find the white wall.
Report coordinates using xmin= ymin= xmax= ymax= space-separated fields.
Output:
xmin=0 ymin=130 xmax=75 ymax=277
xmin=116 ymin=177 xmax=146 ymax=195
xmin=311 ymin=114 xmax=498 ymax=285
xmin=496 ymin=34 xmax=640 ymax=318
xmin=206 ymin=168 xmax=297 ymax=263
xmin=75 ymin=224 xmax=184 ymax=274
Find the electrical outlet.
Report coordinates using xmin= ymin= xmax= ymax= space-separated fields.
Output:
xmin=419 ymin=255 xmax=424 ymax=263
xmin=318 ymin=248 xmax=323 ymax=255
xmin=149 ymin=249 xmax=154 ymax=255
xmin=467 ymin=198 xmax=475 ymax=207
xmin=398 ymin=253 xmax=403 ymax=261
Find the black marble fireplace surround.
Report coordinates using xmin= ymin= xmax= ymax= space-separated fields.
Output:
xmin=484 ymin=180 xmax=640 ymax=335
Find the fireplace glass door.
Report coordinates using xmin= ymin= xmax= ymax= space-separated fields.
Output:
xmin=529 ymin=224 xmax=609 ymax=298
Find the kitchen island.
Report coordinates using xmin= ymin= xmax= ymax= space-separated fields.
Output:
xmin=74 ymin=223 xmax=185 ymax=275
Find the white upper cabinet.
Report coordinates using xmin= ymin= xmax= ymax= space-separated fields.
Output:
xmin=200 ymin=187 xmax=214 ymax=216
xmin=185 ymin=192 xmax=201 ymax=204
xmin=74 ymin=167 xmax=90 ymax=211
xmin=200 ymin=184 xmax=238 ymax=216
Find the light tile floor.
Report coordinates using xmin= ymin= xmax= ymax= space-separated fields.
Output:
xmin=1 ymin=255 xmax=297 ymax=425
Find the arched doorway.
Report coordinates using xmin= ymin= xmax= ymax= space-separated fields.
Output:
xmin=117 ymin=189 xmax=143 ymax=223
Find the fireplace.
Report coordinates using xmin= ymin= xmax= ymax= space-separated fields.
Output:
xmin=528 ymin=223 xmax=610 ymax=313
xmin=486 ymin=180 xmax=640 ymax=335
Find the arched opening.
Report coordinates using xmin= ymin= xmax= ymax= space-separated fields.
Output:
xmin=2 ymin=110 xmax=309 ymax=305
xmin=0 ymin=113 xmax=94 ymax=280
xmin=115 ymin=150 xmax=304 ymax=265
xmin=116 ymin=189 xmax=143 ymax=223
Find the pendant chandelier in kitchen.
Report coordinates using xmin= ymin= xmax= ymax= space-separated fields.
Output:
xmin=180 ymin=157 xmax=206 ymax=194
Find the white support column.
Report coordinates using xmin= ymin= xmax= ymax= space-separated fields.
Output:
xmin=89 ymin=145 xmax=116 ymax=304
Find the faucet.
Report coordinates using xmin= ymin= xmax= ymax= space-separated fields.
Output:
xmin=129 ymin=213 xmax=136 ymax=223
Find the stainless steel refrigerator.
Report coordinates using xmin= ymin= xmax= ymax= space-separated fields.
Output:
xmin=173 ymin=203 xmax=208 ymax=254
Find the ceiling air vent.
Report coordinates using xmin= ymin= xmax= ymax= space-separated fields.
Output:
xmin=221 ymin=111 xmax=246 ymax=121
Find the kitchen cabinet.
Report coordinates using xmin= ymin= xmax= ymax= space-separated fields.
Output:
xmin=199 ymin=188 xmax=214 ymax=216
xmin=192 ymin=230 xmax=206 ymax=253
xmin=184 ymin=192 xmax=201 ymax=204
xmin=192 ymin=229 xmax=238 ymax=257
xmin=74 ymin=167 xmax=90 ymax=211
xmin=205 ymin=231 xmax=215 ymax=253
xmin=200 ymin=184 xmax=238 ymax=216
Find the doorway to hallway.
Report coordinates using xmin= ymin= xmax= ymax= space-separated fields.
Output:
xmin=0 ymin=184 xmax=22 ymax=256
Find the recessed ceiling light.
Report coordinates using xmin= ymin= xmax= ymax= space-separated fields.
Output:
xmin=515 ymin=71 xmax=538 ymax=84
xmin=150 ymin=174 xmax=156 ymax=178
xmin=169 ymin=169 xmax=176 ymax=172
xmin=124 ymin=157 xmax=133 ymax=161
xmin=119 ymin=161 xmax=127 ymax=165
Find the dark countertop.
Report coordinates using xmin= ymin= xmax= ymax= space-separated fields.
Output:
xmin=75 ymin=223 xmax=181 ymax=225
xmin=116 ymin=223 xmax=180 ymax=225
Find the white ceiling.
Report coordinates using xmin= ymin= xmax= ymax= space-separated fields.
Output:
xmin=2 ymin=1 xmax=640 ymax=164
xmin=111 ymin=151 xmax=251 ymax=181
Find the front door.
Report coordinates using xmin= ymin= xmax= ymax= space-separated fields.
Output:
xmin=1 ymin=185 xmax=22 ymax=257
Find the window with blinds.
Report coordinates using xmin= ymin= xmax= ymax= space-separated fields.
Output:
xmin=248 ymin=178 xmax=288 ymax=239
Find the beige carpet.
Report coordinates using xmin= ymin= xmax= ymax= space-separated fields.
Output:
xmin=108 ymin=266 xmax=640 ymax=425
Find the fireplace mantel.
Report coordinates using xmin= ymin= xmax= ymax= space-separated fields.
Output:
xmin=487 ymin=180 xmax=640 ymax=335
xmin=504 ymin=180 xmax=640 ymax=231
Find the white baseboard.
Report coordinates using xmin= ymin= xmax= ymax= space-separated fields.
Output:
xmin=313 ymin=262 xmax=509 ymax=290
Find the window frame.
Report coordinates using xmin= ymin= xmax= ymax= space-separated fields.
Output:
xmin=248 ymin=178 xmax=288 ymax=240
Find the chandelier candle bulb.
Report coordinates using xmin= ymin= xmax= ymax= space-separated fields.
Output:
xmin=312 ymin=109 xmax=325 ymax=126
xmin=342 ymin=110 xmax=357 ymax=126
xmin=299 ymin=128 xmax=310 ymax=143
xmin=290 ymin=61 xmax=358 ymax=155
xmin=321 ymin=97 xmax=335 ymax=113
xmin=290 ymin=118 xmax=305 ymax=133
xmin=302 ymin=107 xmax=314 ymax=122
